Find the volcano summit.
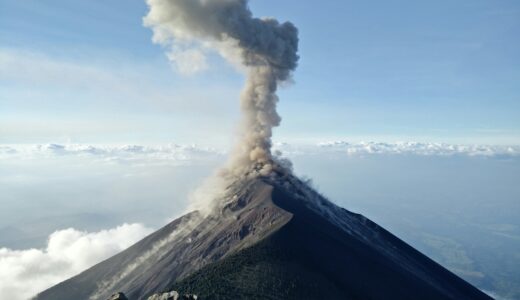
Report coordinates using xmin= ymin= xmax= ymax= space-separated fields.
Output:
xmin=36 ymin=168 xmax=491 ymax=300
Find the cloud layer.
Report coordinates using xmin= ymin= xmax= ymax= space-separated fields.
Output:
xmin=314 ymin=141 xmax=520 ymax=157
xmin=1 ymin=142 xmax=518 ymax=163
xmin=0 ymin=223 xmax=152 ymax=300
xmin=0 ymin=143 xmax=224 ymax=166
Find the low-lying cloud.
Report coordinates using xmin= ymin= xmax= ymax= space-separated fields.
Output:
xmin=276 ymin=141 xmax=520 ymax=158
xmin=1 ymin=142 xmax=518 ymax=163
xmin=0 ymin=223 xmax=152 ymax=300
xmin=0 ymin=143 xmax=224 ymax=166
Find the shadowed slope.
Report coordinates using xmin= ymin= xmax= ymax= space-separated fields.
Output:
xmin=169 ymin=175 xmax=491 ymax=300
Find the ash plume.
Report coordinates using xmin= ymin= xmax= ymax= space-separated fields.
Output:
xmin=86 ymin=6 xmax=299 ymax=297
xmin=144 ymin=0 xmax=299 ymax=177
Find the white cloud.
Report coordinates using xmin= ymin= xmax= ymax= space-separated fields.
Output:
xmin=274 ymin=141 xmax=520 ymax=158
xmin=0 ymin=143 xmax=224 ymax=166
xmin=0 ymin=223 xmax=152 ymax=300
xmin=1 ymin=142 xmax=518 ymax=166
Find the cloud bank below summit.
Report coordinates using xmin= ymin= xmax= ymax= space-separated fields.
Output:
xmin=1 ymin=142 xmax=518 ymax=162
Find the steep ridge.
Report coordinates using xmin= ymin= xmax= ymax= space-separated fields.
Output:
xmin=265 ymin=174 xmax=491 ymax=299
xmin=36 ymin=173 xmax=491 ymax=300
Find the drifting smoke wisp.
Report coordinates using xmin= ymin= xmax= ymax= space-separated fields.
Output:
xmin=144 ymin=0 xmax=299 ymax=177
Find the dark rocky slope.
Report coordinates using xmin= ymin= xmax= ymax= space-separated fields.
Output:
xmin=36 ymin=173 xmax=492 ymax=300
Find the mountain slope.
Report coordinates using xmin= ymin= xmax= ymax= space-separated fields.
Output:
xmin=36 ymin=173 xmax=492 ymax=300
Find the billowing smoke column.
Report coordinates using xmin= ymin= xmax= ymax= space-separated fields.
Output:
xmin=144 ymin=0 xmax=299 ymax=176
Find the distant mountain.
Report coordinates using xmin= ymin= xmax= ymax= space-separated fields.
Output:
xmin=36 ymin=172 xmax=491 ymax=299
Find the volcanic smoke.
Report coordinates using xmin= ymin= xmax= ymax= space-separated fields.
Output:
xmin=144 ymin=0 xmax=299 ymax=177
xmin=33 ymin=3 xmax=494 ymax=299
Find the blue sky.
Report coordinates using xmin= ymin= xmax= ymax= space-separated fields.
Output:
xmin=1 ymin=0 xmax=519 ymax=145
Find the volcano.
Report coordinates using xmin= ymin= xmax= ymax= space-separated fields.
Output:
xmin=36 ymin=171 xmax=491 ymax=300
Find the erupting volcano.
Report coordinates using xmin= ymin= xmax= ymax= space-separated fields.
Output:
xmin=36 ymin=0 xmax=491 ymax=299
